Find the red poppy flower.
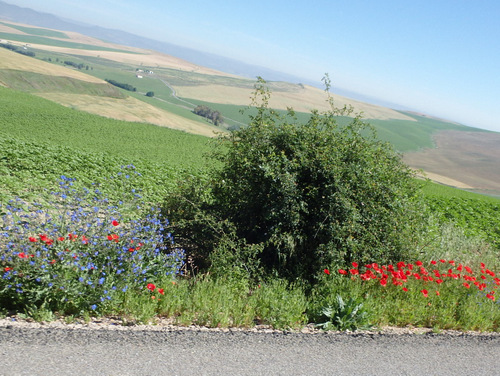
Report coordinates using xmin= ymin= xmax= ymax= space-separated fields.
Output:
xmin=323 ymin=269 xmax=330 ymax=275
xmin=379 ymin=279 xmax=387 ymax=287
xmin=486 ymin=294 xmax=495 ymax=301
xmin=430 ymin=260 xmax=437 ymax=265
xmin=463 ymin=282 xmax=471 ymax=289
xmin=338 ymin=269 xmax=348 ymax=275
xmin=349 ymin=269 xmax=359 ymax=275
xmin=415 ymin=261 xmax=423 ymax=266
xmin=18 ymin=252 xmax=28 ymax=259
xmin=420 ymin=289 xmax=429 ymax=297
xmin=112 ymin=220 xmax=119 ymax=226
xmin=402 ymin=287 xmax=408 ymax=292
xmin=435 ymin=291 xmax=440 ymax=296
xmin=4 ymin=267 xmax=13 ymax=272
xmin=39 ymin=235 xmax=54 ymax=245
xmin=351 ymin=262 xmax=358 ymax=268
xmin=29 ymin=237 xmax=37 ymax=242
xmin=158 ymin=288 xmax=164 ymax=295
xmin=147 ymin=283 xmax=156 ymax=291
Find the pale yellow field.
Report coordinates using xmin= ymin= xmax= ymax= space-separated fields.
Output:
xmin=413 ymin=170 xmax=474 ymax=189
xmin=1 ymin=20 xmax=229 ymax=76
xmin=0 ymin=23 xmax=26 ymax=35
xmin=27 ymin=44 xmax=231 ymax=77
xmin=404 ymin=131 xmax=500 ymax=194
xmin=173 ymin=83 xmax=416 ymax=121
xmin=0 ymin=48 xmax=105 ymax=83
xmin=37 ymin=93 xmax=220 ymax=137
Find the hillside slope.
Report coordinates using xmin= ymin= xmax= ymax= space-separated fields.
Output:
xmin=0 ymin=20 xmax=498 ymax=195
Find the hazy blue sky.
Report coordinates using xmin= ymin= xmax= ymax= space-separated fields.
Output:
xmin=5 ymin=0 xmax=500 ymax=132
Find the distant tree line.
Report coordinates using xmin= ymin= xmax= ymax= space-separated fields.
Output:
xmin=105 ymin=79 xmax=137 ymax=92
xmin=0 ymin=43 xmax=35 ymax=57
xmin=64 ymin=60 xmax=85 ymax=69
xmin=193 ymin=105 xmax=224 ymax=126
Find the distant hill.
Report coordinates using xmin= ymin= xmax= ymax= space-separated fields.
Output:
xmin=0 ymin=1 xmax=317 ymax=85
xmin=0 ymin=13 xmax=498 ymax=196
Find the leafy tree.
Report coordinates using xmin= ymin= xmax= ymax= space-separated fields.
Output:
xmin=146 ymin=91 xmax=155 ymax=97
xmin=105 ymin=79 xmax=136 ymax=92
xmin=165 ymin=77 xmax=424 ymax=281
xmin=193 ymin=105 xmax=224 ymax=126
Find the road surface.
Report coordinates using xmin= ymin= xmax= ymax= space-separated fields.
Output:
xmin=0 ymin=323 xmax=498 ymax=375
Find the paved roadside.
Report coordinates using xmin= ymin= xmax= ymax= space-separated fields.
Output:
xmin=0 ymin=322 xmax=498 ymax=376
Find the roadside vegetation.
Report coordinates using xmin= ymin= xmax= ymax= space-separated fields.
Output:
xmin=1 ymin=77 xmax=498 ymax=332
xmin=0 ymin=21 xmax=498 ymax=330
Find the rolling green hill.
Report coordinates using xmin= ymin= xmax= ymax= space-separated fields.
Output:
xmin=0 ymin=19 xmax=498 ymax=196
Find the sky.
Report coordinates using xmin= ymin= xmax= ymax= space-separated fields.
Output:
xmin=5 ymin=0 xmax=500 ymax=132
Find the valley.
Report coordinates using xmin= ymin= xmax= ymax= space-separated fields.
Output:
xmin=0 ymin=19 xmax=498 ymax=196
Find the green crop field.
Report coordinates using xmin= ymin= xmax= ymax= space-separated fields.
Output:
xmin=0 ymin=21 xmax=70 ymax=39
xmin=9 ymin=39 xmax=481 ymax=154
xmin=0 ymin=86 xmax=211 ymax=166
xmin=369 ymin=112 xmax=485 ymax=152
xmin=0 ymin=32 xmax=136 ymax=53
xmin=0 ymin=70 xmax=124 ymax=97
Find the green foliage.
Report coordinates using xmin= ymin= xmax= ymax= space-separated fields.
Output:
xmin=0 ymin=133 xmax=182 ymax=205
xmin=0 ymin=174 xmax=185 ymax=316
xmin=314 ymin=295 xmax=372 ymax=331
xmin=425 ymin=196 xmax=500 ymax=248
xmin=146 ymin=91 xmax=155 ymax=97
xmin=166 ymin=78 xmax=425 ymax=281
xmin=105 ymin=79 xmax=136 ymax=92
xmin=152 ymin=275 xmax=307 ymax=329
xmin=0 ymin=42 xmax=35 ymax=57
xmin=64 ymin=60 xmax=85 ymax=69
xmin=193 ymin=105 xmax=224 ymax=126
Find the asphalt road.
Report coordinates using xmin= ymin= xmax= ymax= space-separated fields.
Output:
xmin=0 ymin=326 xmax=499 ymax=376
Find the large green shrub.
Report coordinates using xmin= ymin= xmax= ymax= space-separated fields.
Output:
xmin=164 ymin=78 xmax=424 ymax=281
